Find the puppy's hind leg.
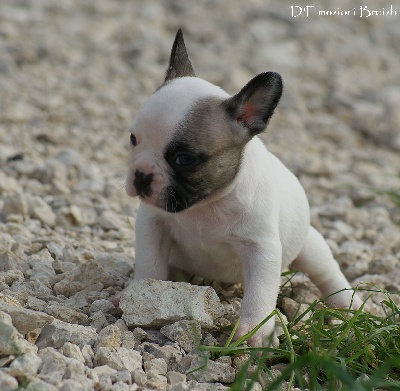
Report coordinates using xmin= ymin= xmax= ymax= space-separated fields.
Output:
xmin=291 ymin=226 xmax=362 ymax=309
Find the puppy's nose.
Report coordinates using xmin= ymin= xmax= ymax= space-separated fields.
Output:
xmin=134 ymin=170 xmax=154 ymax=197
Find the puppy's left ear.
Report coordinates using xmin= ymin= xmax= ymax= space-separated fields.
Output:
xmin=165 ymin=29 xmax=196 ymax=82
xmin=224 ymin=72 xmax=283 ymax=136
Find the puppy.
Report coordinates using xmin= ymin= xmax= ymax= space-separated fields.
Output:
xmin=125 ymin=30 xmax=362 ymax=346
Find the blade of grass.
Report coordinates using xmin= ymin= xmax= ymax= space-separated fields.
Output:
xmin=224 ymin=317 xmax=240 ymax=348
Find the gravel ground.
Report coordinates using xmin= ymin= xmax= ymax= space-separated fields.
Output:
xmin=1 ymin=0 xmax=400 ymax=390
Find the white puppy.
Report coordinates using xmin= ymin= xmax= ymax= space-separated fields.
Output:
xmin=125 ymin=30 xmax=362 ymax=346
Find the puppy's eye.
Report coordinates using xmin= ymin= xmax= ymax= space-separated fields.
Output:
xmin=174 ymin=152 xmax=196 ymax=167
xmin=130 ymin=133 xmax=137 ymax=146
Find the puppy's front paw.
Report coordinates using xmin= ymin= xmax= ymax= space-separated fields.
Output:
xmin=327 ymin=290 xmax=363 ymax=310
xmin=234 ymin=317 xmax=279 ymax=347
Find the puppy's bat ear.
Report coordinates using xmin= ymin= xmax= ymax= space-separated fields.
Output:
xmin=224 ymin=72 xmax=283 ymax=136
xmin=165 ymin=29 xmax=196 ymax=82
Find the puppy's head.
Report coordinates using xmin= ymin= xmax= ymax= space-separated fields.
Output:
xmin=126 ymin=29 xmax=283 ymax=213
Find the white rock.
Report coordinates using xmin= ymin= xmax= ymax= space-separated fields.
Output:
xmin=0 ymin=311 xmax=34 ymax=356
xmin=58 ymin=379 xmax=89 ymax=391
xmin=55 ymin=149 xmax=82 ymax=166
xmin=95 ymin=325 xmax=121 ymax=349
xmin=53 ymin=261 xmax=112 ymax=297
xmin=141 ymin=342 xmax=183 ymax=369
xmin=89 ymin=299 xmax=116 ymax=316
xmin=110 ymin=381 xmax=131 ymax=391
xmin=167 ymin=371 xmax=186 ymax=385
xmin=59 ymin=342 xmax=85 ymax=363
xmin=110 ymin=369 xmax=132 ymax=385
xmin=0 ymin=172 xmax=19 ymax=194
xmin=25 ymin=378 xmax=58 ymax=391
xmin=81 ymin=344 xmax=95 ymax=368
xmin=98 ymin=210 xmax=126 ymax=231
xmin=45 ymin=303 xmax=88 ymax=325
xmin=63 ymin=357 xmax=86 ymax=379
xmin=132 ymin=369 xmax=147 ymax=387
xmin=187 ymin=355 xmax=235 ymax=383
xmin=27 ymin=195 xmax=56 ymax=227
xmin=93 ymin=347 xmax=142 ymax=371
xmin=35 ymin=321 xmax=98 ymax=349
xmin=26 ymin=248 xmax=54 ymax=267
xmin=0 ymin=301 xmax=54 ymax=335
xmin=145 ymin=373 xmax=168 ymax=390
xmin=88 ymin=310 xmax=109 ymax=332
xmin=0 ymin=369 xmax=18 ymax=391
xmin=0 ymin=251 xmax=29 ymax=274
xmin=337 ymin=241 xmax=373 ymax=280
xmin=64 ymin=283 xmax=104 ymax=309
xmin=160 ymin=320 xmax=202 ymax=353
xmin=9 ymin=350 xmax=42 ymax=376
xmin=93 ymin=364 xmax=117 ymax=378
xmin=11 ymin=278 xmax=53 ymax=301
xmin=38 ymin=347 xmax=68 ymax=384
xmin=26 ymin=295 xmax=47 ymax=312
xmin=85 ymin=367 xmax=99 ymax=384
xmin=281 ymin=297 xmax=311 ymax=322
xmin=95 ymin=252 xmax=134 ymax=277
xmin=2 ymin=193 xmax=28 ymax=216
xmin=120 ymin=279 xmax=224 ymax=328
xmin=0 ymin=233 xmax=15 ymax=252
xmin=144 ymin=357 xmax=168 ymax=377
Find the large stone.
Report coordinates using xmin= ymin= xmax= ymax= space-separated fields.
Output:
xmin=98 ymin=210 xmax=127 ymax=231
xmin=0 ymin=302 xmax=54 ymax=335
xmin=27 ymin=195 xmax=56 ymax=227
xmin=11 ymin=279 xmax=54 ymax=301
xmin=2 ymin=193 xmax=28 ymax=216
xmin=0 ymin=369 xmax=19 ymax=391
xmin=9 ymin=350 xmax=42 ymax=376
xmin=58 ymin=379 xmax=91 ymax=391
xmin=0 ymin=251 xmax=29 ymax=274
xmin=93 ymin=347 xmax=142 ymax=371
xmin=35 ymin=321 xmax=98 ymax=349
xmin=94 ymin=325 xmax=121 ymax=349
xmin=89 ymin=299 xmax=116 ymax=316
xmin=38 ymin=347 xmax=68 ymax=384
xmin=53 ymin=261 xmax=112 ymax=297
xmin=60 ymin=342 xmax=85 ymax=363
xmin=141 ymin=342 xmax=183 ymax=370
xmin=94 ymin=252 xmax=134 ymax=277
xmin=352 ymin=87 xmax=400 ymax=151
xmin=281 ymin=297 xmax=311 ymax=322
xmin=25 ymin=378 xmax=58 ymax=391
xmin=0 ymin=270 xmax=24 ymax=286
xmin=0 ymin=311 xmax=34 ymax=356
xmin=45 ymin=303 xmax=88 ymax=325
xmin=81 ymin=344 xmax=94 ymax=368
xmin=337 ymin=241 xmax=373 ymax=280
xmin=120 ymin=279 xmax=224 ymax=328
xmin=160 ymin=320 xmax=202 ymax=353
xmin=144 ymin=357 xmax=168 ymax=377
xmin=187 ymin=355 xmax=235 ymax=383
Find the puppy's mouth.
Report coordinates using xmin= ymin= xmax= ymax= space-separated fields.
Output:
xmin=160 ymin=186 xmax=190 ymax=213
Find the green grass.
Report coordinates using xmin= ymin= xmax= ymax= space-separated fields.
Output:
xmin=198 ymin=290 xmax=400 ymax=390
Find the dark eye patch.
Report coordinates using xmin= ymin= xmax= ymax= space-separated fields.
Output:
xmin=164 ymin=142 xmax=207 ymax=171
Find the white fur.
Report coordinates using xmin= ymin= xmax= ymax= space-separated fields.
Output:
xmin=128 ymin=78 xmax=362 ymax=347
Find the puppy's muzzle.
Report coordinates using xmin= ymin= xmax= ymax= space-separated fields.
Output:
xmin=134 ymin=170 xmax=154 ymax=198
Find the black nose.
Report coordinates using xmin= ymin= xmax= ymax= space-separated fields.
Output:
xmin=134 ymin=170 xmax=154 ymax=197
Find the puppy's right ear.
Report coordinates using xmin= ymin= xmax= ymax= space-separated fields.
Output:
xmin=224 ymin=72 xmax=283 ymax=137
xmin=165 ymin=29 xmax=196 ymax=82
